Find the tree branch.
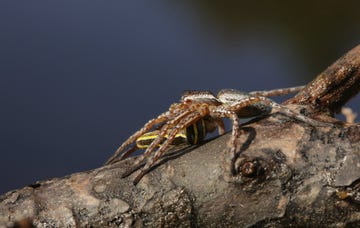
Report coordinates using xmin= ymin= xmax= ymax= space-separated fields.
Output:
xmin=2 ymin=45 xmax=360 ymax=227
xmin=284 ymin=45 xmax=360 ymax=113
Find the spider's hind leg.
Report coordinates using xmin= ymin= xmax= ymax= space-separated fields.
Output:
xmin=269 ymin=101 xmax=331 ymax=127
xmin=249 ymin=85 xmax=305 ymax=97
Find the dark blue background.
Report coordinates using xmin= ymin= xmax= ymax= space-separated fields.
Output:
xmin=1 ymin=1 xmax=360 ymax=194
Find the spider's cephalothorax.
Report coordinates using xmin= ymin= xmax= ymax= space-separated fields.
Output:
xmin=106 ymin=86 xmax=326 ymax=185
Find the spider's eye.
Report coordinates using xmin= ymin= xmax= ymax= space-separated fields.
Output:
xmin=186 ymin=119 xmax=206 ymax=145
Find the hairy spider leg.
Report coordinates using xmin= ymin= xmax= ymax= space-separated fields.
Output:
xmin=116 ymin=145 xmax=138 ymax=161
xmin=229 ymin=91 xmax=328 ymax=127
xmin=268 ymin=100 xmax=331 ymax=127
xmin=218 ymin=89 xmax=328 ymax=127
xmin=207 ymin=117 xmax=226 ymax=135
xmin=132 ymin=111 xmax=205 ymax=184
xmin=105 ymin=112 xmax=170 ymax=165
xmin=211 ymin=110 xmax=240 ymax=175
xmin=211 ymin=96 xmax=264 ymax=175
xmin=121 ymin=108 xmax=195 ymax=178
xmin=249 ymin=85 xmax=305 ymax=97
xmin=106 ymin=102 xmax=196 ymax=164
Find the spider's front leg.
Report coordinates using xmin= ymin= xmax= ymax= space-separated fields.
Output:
xmin=105 ymin=102 xmax=195 ymax=165
xmin=120 ymin=107 xmax=197 ymax=180
xmin=131 ymin=111 xmax=205 ymax=184
xmin=104 ymin=112 xmax=169 ymax=165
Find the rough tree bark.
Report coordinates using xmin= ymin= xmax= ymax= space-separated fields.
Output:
xmin=1 ymin=45 xmax=360 ymax=228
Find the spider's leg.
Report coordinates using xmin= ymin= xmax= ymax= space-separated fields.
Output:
xmin=215 ymin=117 xmax=226 ymax=135
xmin=220 ymin=91 xmax=329 ymax=127
xmin=211 ymin=96 xmax=270 ymax=175
xmin=227 ymin=112 xmax=240 ymax=175
xmin=132 ymin=111 xmax=203 ymax=185
xmin=121 ymin=109 xmax=193 ymax=178
xmin=249 ymin=85 xmax=305 ymax=97
xmin=200 ymin=116 xmax=224 ymax=136
xmin=108 ymin=101 xmax=193 ymax=164
xmin=258 ymin=97 xmax=331 ymax=127
xmin=117 ymin=145 xmax=138 ymax=161
xmin=105 ymin=112 xmax=169 ymax=165
xmin=211 ymin=109 xmax=240 ymax=175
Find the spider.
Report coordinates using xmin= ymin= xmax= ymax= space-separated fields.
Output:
xmin=105 ymin=85 xmax=327 ymax=185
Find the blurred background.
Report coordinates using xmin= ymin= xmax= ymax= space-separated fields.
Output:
xmin=1 ymin=1 xmax=360 ymax=194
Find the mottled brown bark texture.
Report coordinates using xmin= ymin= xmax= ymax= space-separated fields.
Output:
xmin=2 ymin=45 xmax=360 ymax=227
